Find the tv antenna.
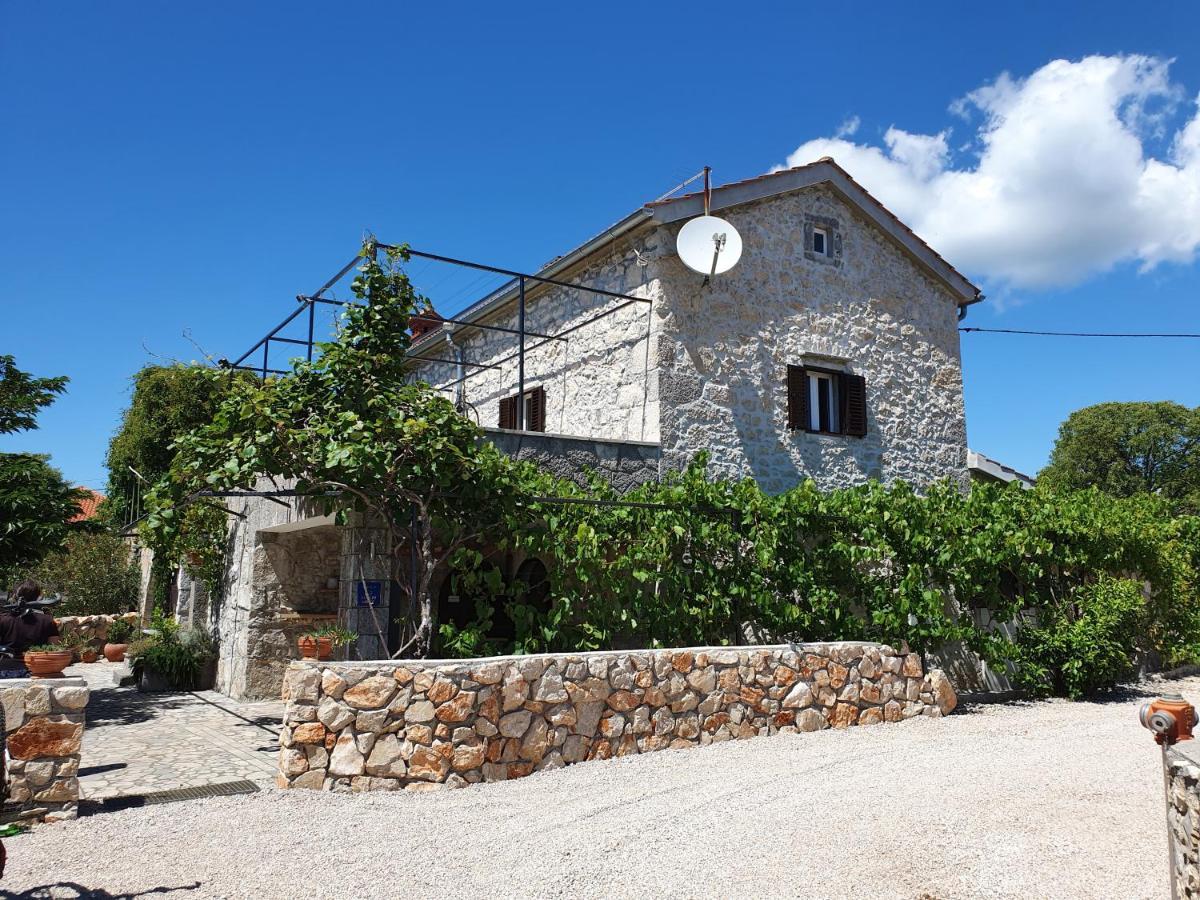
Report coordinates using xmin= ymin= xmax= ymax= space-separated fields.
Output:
xmin=675 ymin=166 xmax=743 ymax=284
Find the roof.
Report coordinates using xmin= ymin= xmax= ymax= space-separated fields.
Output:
xmin=966 ymin=451 xmax=1035 ymax=490
xmin=647 ymin=158 xmax=981 ymax=303
xmin=71 ymin=488 xmax=105 ymax=522
xmin=411 ymin=158 xmax=981 ymax=353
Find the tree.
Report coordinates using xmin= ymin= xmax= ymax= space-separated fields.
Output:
xmin=143 ymin=242 xmax=527 ymax=657
xmin=28 ymin=531 xmax=140 ymax=616
xmin=105 ymin=364 xmax=247 ymax=526
xmin=0 ymin=454 xmax=86 ymax=584
xmin=0 ymin=356 xmax=84 ymax=583
xmin=0 ymin=355 xmax=66 ymax=436
xmin=1039 ymin=401 xmax=1200 ymax=511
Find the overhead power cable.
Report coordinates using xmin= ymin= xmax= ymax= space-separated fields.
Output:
xmin=959 ymin=327 xmax=1200 ymax=339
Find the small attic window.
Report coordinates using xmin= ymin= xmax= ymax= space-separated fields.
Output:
xmin=804 ymin=214 xmax=843 ymax=267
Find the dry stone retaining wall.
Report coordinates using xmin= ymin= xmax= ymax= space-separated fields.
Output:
xmin=1165 ymin=740 xmax=1200 ymax=897
xmin=56 ymin=612 xmax=139 ymax=652
xmin=277 ymin=642 xmax=957 ymax=792
xmin=0 ymin=677 xmax=89 ymax=823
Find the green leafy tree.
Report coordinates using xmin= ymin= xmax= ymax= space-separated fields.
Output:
xmin=0 ymin=356 xmax=83 ymax=583
xmin=0 ymin=354 xmax=67 ymax=436
xmin=144 ymin=242 xmax=526 ymax=657
xmin=1039 ymin=401 xmax=1200 ymax=511
xmin=0 ymin=454 xmax=86 ymax=584
xmin=105 ymin=364 xmax=247 ymax=526
xmin=28 ymin=531 xmax=140 ymax=616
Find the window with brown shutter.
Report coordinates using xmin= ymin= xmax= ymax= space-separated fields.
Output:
xmin=526 ymin=385 xmax=546 ymax=433
xmin=787 ymin=364 xmax=867 ymax=437
xmin=498 ymin=386 xmax=546 ymax=432
xmin=841 ymin=373 xmax=867 ymax=437
xmin=498 ymin=395 xmax=517 ymax=430
xmin=786 ymin=365 xmax=807 ymax=430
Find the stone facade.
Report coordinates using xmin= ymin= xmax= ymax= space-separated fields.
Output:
xmin=191 ymin=481 xmax=343 ymax=701
xmin=408 ymin=180 xmax=969 ymax=494
xmin=1 ymin=677 xmax=88 ymax=823
xmin=1166 ymin=740 xmax=1200 ymax=897
xmin=414 ymin=240 xmax=662 ymax=445
xmin=276 ymin=642 xmax=957 ymax=792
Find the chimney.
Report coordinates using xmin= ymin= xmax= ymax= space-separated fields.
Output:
xmin=409 ymin=307 xmax=443 ymax=340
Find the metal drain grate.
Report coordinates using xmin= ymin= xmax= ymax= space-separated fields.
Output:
xmin=80 ymin=779 xmax=261 ymax=816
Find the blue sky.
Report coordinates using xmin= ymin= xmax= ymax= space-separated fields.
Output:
xmin=2 ymin=2 xmax=1199 ymax=489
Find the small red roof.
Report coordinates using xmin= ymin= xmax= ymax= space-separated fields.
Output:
xmin=71 ymin=489 xmax=105 ymax=522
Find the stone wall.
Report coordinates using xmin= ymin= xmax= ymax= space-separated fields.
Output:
xmin=211 ymin=480 xmax=337 ymax=701
xmin=1166 ymin=740 xmax=1200 ymax=897
xmin=56 ymin=612 xmax=140 ymax=652
xmin=653 ymin=184 xmax=968 ymax=493
xmin=411 ymin=240 xmax=664 ymax=444
xmin=483 ymin=428 xmax=661 ymax=494
xmin=0 ymin=677 xmax=88 ymax=823
xmin=277 ymin=642 xmax=957 ymax=792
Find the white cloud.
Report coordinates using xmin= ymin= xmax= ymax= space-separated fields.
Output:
xmin=778 ymin=56 xmax=1200 ymax=290
xmin=834 ymin=116 xmax=860 ymax=139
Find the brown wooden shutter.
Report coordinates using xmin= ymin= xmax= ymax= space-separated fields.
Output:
xmin=498 ymin=395 xmax=517 ymax=430
xmin=528 ymin=386 xmax=546 ymax=433
xmin=786 ymin=365 xmax=807 ymax=431
xmin=842 ymin=373 xmax=867 ymax=437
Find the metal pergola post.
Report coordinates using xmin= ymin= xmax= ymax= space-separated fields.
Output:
xmin=517 ymin=275 xmax=526 ymax=430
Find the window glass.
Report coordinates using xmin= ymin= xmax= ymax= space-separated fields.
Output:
xmin=807 ymin=371 xmax=839 ymax=432
xmin=813 ymin=228 xmax=827 ymax=255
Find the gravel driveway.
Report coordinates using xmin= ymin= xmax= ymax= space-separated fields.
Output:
xmin=2 ymin=676 xmax=1184 ymax=899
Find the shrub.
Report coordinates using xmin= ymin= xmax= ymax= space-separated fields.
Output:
xmin=29 ymin=531 xmax=139 ymax=617
xmin=127 ymin=613 xmax=214 ymax=689
xmin=106 ymin=618 xmax=136 ymax=644
xmin=1008 ymin=577 xmax=1147 ymax=699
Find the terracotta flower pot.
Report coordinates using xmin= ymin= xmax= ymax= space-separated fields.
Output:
xmin=103 ymin=642 xmax=129 ymax=663
xmin=298 ymin=636 xmax=332 ymax=661
xmin=23 ymin=649 xmax=74 ymax=678
xmin=80 ymin=649 xmax=99 ymax=664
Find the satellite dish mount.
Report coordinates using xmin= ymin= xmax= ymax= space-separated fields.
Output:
xmin=675 ymin=166 xmax=743 ymax=283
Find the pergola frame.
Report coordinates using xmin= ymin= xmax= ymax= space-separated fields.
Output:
xmin=222 ymin=244 xmax=653 ymax=432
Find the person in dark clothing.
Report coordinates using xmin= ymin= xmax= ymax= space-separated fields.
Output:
xmin=0 ymin=580 xmax=60 ymax=664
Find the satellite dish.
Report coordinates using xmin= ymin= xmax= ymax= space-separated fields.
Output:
xmin=677 ymin=214 xmax=743 ymax=278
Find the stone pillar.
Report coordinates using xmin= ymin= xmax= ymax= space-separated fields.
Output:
xmin=1 ymin=677 xmax=89 ymax=823
xmin=339 ymin=513 xmax=395 ymax=660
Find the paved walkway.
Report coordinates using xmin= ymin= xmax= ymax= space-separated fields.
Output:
xmin=71 ymin=661 xmax=282 ymax=800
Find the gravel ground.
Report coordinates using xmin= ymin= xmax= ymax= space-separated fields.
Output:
xmin=2 ymin=677 xmax=1187 ymax=900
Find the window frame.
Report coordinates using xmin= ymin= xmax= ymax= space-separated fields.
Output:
xmin=802 ymin=364 xmax=843 ymax=436
xmin=786 ymin=363 xmax=868 ymax=438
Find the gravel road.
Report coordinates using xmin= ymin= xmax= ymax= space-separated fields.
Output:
xmin=3 ymin=677 xmax=1185 ymax=899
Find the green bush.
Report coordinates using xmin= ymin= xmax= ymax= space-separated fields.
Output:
xmin=27 ymin=531 xmax=139 ymax=617
xmin=1008 ymin=577 xmax=1147 ymax=699
xmin=106 ymin=618 xmax=136 ymax=643
xmin=127 ymin=612 xmax=214 ymax=689
xmin=435 ymin=458 xmax=1200 ymax=699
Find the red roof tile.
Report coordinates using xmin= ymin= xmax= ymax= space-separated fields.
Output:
xmin=71 ymin=489 xmax=105 ymax=523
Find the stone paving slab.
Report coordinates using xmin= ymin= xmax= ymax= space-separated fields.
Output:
xmin=67 ymin=661 xmax=282 ymax=800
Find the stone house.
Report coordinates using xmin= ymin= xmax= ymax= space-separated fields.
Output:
xmin=188 ymin=158 xmax=985 ymax=700
xmin=406 ymin=157 xmax=980 ymax=494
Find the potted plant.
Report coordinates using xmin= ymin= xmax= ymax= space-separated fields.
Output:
xmin=128 ymin=616 xmax=216 ymax=692
xmin=298 ymin=625 xmax=356 ymax=661
xmin=23 ymin=644 xmax=74 ymax=678
xmin=60 ymin=631 xmax=97 ymax=664
xmin=104 ymin=618 xmax=135 ymax=662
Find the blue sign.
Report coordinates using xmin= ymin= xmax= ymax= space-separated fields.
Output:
xmin=355 ymin=581 xmax=384 ymax=607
